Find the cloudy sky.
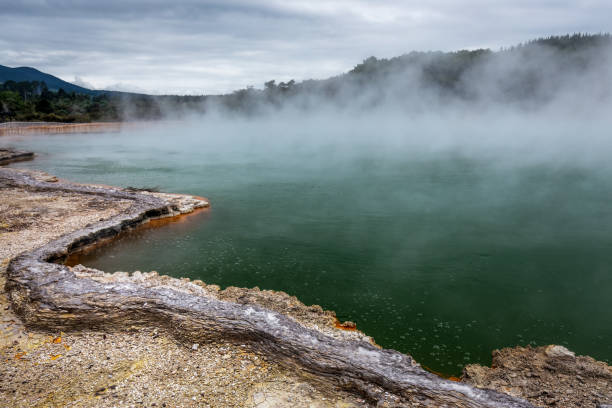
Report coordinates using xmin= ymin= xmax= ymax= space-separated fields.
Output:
xmin=1 ymin=0 xmax=610 ymax=94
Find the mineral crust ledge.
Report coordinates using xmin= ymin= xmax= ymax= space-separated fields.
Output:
xmin=0 ymin=148 xmax=35 ymax=165
xmin=1 ymin=166 xmax=610 ymax=407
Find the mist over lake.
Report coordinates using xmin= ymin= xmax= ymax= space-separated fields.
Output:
xmin=6 ymin=107 xmax=612 ymax=375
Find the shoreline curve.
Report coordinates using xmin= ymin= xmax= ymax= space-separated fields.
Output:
xmin=2 ymin=166 xmax=532 ymax=408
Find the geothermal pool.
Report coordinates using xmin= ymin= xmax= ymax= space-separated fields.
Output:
xmin=5 ymin=115 xmax=612 ymax=375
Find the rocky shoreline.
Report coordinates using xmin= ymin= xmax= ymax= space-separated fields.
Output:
xmin=0 ymin=158 xmax=610 ymax=407
xmin=0 ymin=148 xmax=35 ymax=165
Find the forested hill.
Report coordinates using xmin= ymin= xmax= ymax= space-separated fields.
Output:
xmin=1 ymin=33 xmax=610 ymax=122
xmin=0 ymin=65 xmax=95 ymax=95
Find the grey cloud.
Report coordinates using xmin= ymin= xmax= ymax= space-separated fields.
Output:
xmin=0 ymin=0 xmax=610 ymax=94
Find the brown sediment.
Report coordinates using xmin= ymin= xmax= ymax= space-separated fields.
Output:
xmin=0 ymin=122 xmax=123 ymax=136
xmin=463 ymin=345 xmax=612 ymax=407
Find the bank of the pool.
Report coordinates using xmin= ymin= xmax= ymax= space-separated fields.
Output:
xmin=1 ymin=162 xmax=610 ymax=408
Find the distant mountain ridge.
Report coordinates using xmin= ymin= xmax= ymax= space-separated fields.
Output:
xmin=0 ymin=65 xmax=96 ymax=95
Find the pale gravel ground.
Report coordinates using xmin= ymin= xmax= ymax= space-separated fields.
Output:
xmin=0 ymin=169 xmax=365 ymax=408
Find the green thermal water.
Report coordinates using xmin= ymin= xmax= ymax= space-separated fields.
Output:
xmin=5 ymin=120 xmax=612 ymax=375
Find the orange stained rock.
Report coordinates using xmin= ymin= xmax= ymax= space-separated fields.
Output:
xmin=422 ymin=365 xmax=461 ymax=381
xmin=65 ymin=204 xmax=209 ymax=267
xmin=141 ymin=203 xmax=210 ymax=229
xmin=334 ymin=319 xmax=357 ymax=331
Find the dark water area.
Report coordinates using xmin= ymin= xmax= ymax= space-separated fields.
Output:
xmin=5 ymin=116 xmax=612 ymax=375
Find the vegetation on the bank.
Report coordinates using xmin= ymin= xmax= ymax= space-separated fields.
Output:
xmin=0 ymin=81 xmax=117 ymax=122
xmin=0 ymin=33 xmax=610 ymax=122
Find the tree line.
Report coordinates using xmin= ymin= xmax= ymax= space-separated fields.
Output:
xmin=1 ymin=33 xmax=610 ymax=122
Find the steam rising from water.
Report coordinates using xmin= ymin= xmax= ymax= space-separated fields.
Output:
xmin=139 ymin=38 xmax=612 ymax=174
xmin=144 ymin=105 xmax=612 ymax=174
xmin=5 ymin=38 xmax=612 ymax=375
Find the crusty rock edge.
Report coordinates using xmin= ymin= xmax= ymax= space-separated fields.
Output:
xmin=2 ymin=168 xmax=533 ymax=408
xmin=0 ymin=149 xmax=35 ymax=165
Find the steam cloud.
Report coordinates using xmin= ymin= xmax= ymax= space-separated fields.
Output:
xmin=125 ymin=36 xmax=612 ymax=173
